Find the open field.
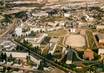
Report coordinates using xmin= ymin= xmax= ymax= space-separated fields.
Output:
xmin=47 ymin=29 xmax=68 ymax=37
xmin=65 ymin=34 xmax=86 ymax=48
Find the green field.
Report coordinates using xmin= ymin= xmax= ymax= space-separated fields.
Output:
xmin=86 ymin=30 xmax=97 ymax=49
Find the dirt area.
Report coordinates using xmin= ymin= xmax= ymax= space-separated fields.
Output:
xmin=50 ymin=68 xmax=65 ymax=73
xmin=65 ymin=34 xmax=86 ymax=48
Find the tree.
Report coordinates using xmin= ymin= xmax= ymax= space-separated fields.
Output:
xmin=7 ymin=67 xmax=11 ymax=72
xmin=3 ymin=67 xmax=6 ymax=72
xmin=0 ymin=1 xmax=4 ymax=6
xmin=3 ymin=15 xmax=12 ymax=23
xmin=8 ymin=54 xmax=13 ymax=62
xmin=15 ymin=12 xmax=27 ymax=19
xmin=23 ymin=40 xmax=33 ymax=48
xmin=18 ymin=59 xmax=21 ymax=64
xmin=3 ymin=53 xmax=7 ymax=61
xmin=29 ymin=31 xmax=36 ymax=36
xmin=34 ymin=46 xmax=41 ymax=54
xmin=16 ymin=45 xmax=23 ymax=51
xmin=62 ymin=64 xmax=68 ymax=68
xmin=1 ymin=52 xmax=4 ymax=61
xmin=28 ymin=51 xmax=30 ymax=56
xmin=38 ymin=61 xmax=44 ymax=70
xmin=86 ymin=65 xmax=97 ymax=73
xmin=0 ymin=52 xmax=2 ymax=61
xmin=46 ymin=53 xmax=53 ymax=60
xmin=26 ymin=55 xmax=30 ymax=63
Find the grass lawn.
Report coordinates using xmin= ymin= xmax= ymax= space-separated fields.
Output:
xmin=86 ymin=30 xmax=97 ymax=49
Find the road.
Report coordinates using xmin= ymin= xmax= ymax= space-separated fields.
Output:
xmin=11 ymin=39 xmax=74 ymax=73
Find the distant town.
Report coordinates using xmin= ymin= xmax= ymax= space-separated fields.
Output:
xmin=0 ymin=0 xmax=104 ymax=73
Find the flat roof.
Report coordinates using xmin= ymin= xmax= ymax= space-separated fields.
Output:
xmin=97 ymin=34 xmax=104 ymax=40
xmin=98 ymin=49 xmax=104 ymax=55
xmin=5 ymin=52 xmax=28 ymax=58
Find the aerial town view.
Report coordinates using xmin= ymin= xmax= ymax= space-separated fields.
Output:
xmin=0 ymin=0 xmax=104 ymax=73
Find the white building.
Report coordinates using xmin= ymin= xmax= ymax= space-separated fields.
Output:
xmin=98 ymin=49 xmax=104 ymax=55
xmin=70 ymin=28 xmax=76 ymax=33
xmin=101 ymin=6 xmax=104 ymax=10
xmin=32 ymin=11 xmax=48 ymax=17
xmin=5 ymin=52 xmax=28 ymax=58
xmin=97 ymin=34 xmax=104 ymax=45
xmin=15 ymin=27 xmax=22 ymax=37
xmin=30 ymin=27 xmax=46 ymax=33
xmin=96 ymin=25 xmax=104 ymax=30
xmin=48 ymin=38 xmax=59 ymax=55
xmin=64 ymin=12 xmax=71 ymax=17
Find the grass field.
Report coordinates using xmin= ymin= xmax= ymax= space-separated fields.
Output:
xmin=47 ymin=29 xmax=67 ymax=37
xmin=86 ymin=30 xmax=97 ymax=49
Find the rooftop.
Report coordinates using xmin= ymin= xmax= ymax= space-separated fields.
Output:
xmin=98 ymin=48 xmax=104 ymax=55
xmin=97 ymin=34 xmax=104 ymax=40
xmin=5 ymin=52 xmax=28 ymax=58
